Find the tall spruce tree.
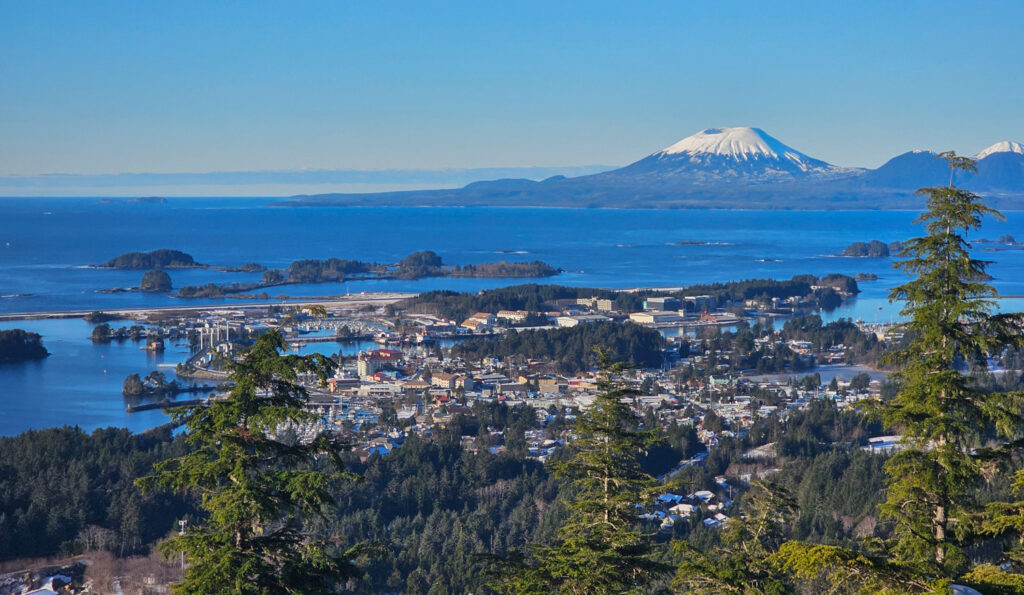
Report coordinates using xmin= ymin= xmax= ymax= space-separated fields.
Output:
xmin=879 ymin=151 xmax=1024 ymax=576
xmin=493 ymin=349 xmax=669 ymax=594
xmin=138 ymin=310 xmax=366 ymax=594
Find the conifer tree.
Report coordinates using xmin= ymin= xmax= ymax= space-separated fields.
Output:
xmin=493 ymin=349 xmax=669 ymax=594
xmin=879 ymin=151 xmax=1024 ymax=576
xmin=138 ymin=309 xmax=366 ymax=594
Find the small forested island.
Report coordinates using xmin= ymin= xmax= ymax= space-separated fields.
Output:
xmin=0 ymin=329 xmax=49 ymax=362
xmin=98 ymin=249 xmax=203 ymax=269
xmin=90 ymin=322 xmax=148 ymax=343
xmin=139 ymin=269 xmax=172 ymax=292
xmin=174 ymin=250 xmax=560 ymax=298
xmin=217 ymin=262 xmax=267 ymax=272
xmin=839 ymin=239 xmax=894 ymax=257
xmin=977 ymin=234 xmax=1019 ymax=245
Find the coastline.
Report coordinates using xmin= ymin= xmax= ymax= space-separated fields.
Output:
xmin=0 ymin=292 xmax=416 ymax=322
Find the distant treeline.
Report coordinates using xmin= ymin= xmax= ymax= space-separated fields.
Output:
xmin=99 ymin=249 xmax=202 ymax=269
xmin=669 ymin=273 xmax=859 ymax=301
xmin=781 ymin=315 xmax=888 ymax=366
xmin=453 ymin=320 xmax=665 ymax=373
xmin=402 ymin=275 xmax=859 ymax=322
xmin=0 ymin=329 xmax=49 ymax=362
xmin=0 ymin=426 xmax=192 ymax=561
xmin=402 ymin=284 xmax=623 ymax=322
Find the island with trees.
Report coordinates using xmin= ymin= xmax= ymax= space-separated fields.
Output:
xmin=139 ymin=269 xmax=172 ymax=292
xmin=97 ymin=249 xmax=203 ymax=269
xmin=0 ymin=329 xmax=50 ymax=362
xmin=173 ymin=250 xmax=560 ymax=298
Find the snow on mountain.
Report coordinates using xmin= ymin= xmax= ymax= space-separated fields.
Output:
xmin=658 ymin=127 xmax=812 ymax=162
xmin=976 ymin=141 xmax=1024 ymax=160
xmin=608 ymin=126 xmax=851 ymax=184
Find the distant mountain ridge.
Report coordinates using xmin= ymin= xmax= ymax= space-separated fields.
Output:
xmin=284 ymin=127 xmax=1024 ymax=210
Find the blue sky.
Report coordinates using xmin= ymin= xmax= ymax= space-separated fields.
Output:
xmin=2 ymin=0 xmax=1023 ymax=181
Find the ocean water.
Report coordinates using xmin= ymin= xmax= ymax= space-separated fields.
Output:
xmin=1 ymin=197 xmax=1023 ymax=435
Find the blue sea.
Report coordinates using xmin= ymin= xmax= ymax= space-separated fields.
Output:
xmin=2 ymin=197 xmax=1023 ymax=436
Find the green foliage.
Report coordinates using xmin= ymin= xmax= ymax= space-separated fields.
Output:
xmin=672 ymin=274 xmax=859 ymax=304
xmin=453 ymin=321 xmax=665 ymax=373
xmin=404 ymin=284 xmax=617 ymax=321
xmin=0 ymin=329 xmax=48 ymax=361
xmin=960 ymin=563 xmax=1024 ymax=595
xmin=140 ymin=269 xmax=172 ymax=292
xmin=771 ymin=541 xmax=945 ymax=594
xmin=673 ymin=480 xmax=798 ymax=594
xmin=492 ymin=351 xmax=670 ymax=594
xmin=880 ymin=152 xmax=1024 ymax=575
xmin=841 ymin=240 xmax=891 ymax=258
xmin=0 ymin=426 xmax=191 ymax=561
xmin=102 ymin=249 xmax=199 ymax=269
xmin=781 ymin=315 xmax=885 ymax=365
xmin=123 ymin=373 xmax=145 ymax=396
xmin=138 ymin=329 xmax=364 ymax=594
xmin=323 ymin=425 xmax=556 ymax=593
xmin=449 ymin=260 xmax=559 ymax=279
xmin=90 ymin=323 xmax=112 ymax=343
xmin=286 ymin=257 xmax=371 ymax=283
xmin=261 ymin=269 xmax=284 ymax=285
xmin=83 ymin=311 xmax=122 ymax=323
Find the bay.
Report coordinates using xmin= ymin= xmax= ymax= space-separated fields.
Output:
xmin=1 ymin=197 xmax=1022 ymax=436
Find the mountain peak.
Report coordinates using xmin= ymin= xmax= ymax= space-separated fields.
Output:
xmin=976 ymin=140 xmax=1024 ymax=160
xmin=617 ymin=126 xmax=848 ymax=182
xmin=657 ymin=126 xmax=810 ymax=161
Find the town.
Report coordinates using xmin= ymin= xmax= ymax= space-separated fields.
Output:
xmin=105 ymin=275 xmax=909 ymax=533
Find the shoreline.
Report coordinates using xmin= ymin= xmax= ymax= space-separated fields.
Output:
xmin=0 ymin=292 xmax=416 ymax=322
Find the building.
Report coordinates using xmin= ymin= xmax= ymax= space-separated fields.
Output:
xmin=556 ymin=314 xmax=611 ymax=327
xmin=431 ymin=372 xmax=458 ymax=390
xmin=357 ymin=349 xmax=401 ymax=377
xmin=629 ymin=311 xmax=684 ymax=325
xmin=496 ymin=310 xmax=530 ymax=323
xmin=576 ymin=297 xmax=615 ymax=312
xmin=461 ymin=312 xmax=496 ymax=330
xmin=684 ymin=295 xmax=716 ymax=312
xmin=643 ymin=296 xmax=682 ymax=311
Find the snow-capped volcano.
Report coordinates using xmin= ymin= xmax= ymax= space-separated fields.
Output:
xmin=609 ymin=126 xmax=851 ymax=184
xmin=659 ymin=127 xmax=813 ymax=162
xmin=976 ymin=140 xmax=1024 ymax=160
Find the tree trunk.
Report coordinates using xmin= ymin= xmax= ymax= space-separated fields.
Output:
xmin=934 ymin=504 xmax=946 ymax=565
